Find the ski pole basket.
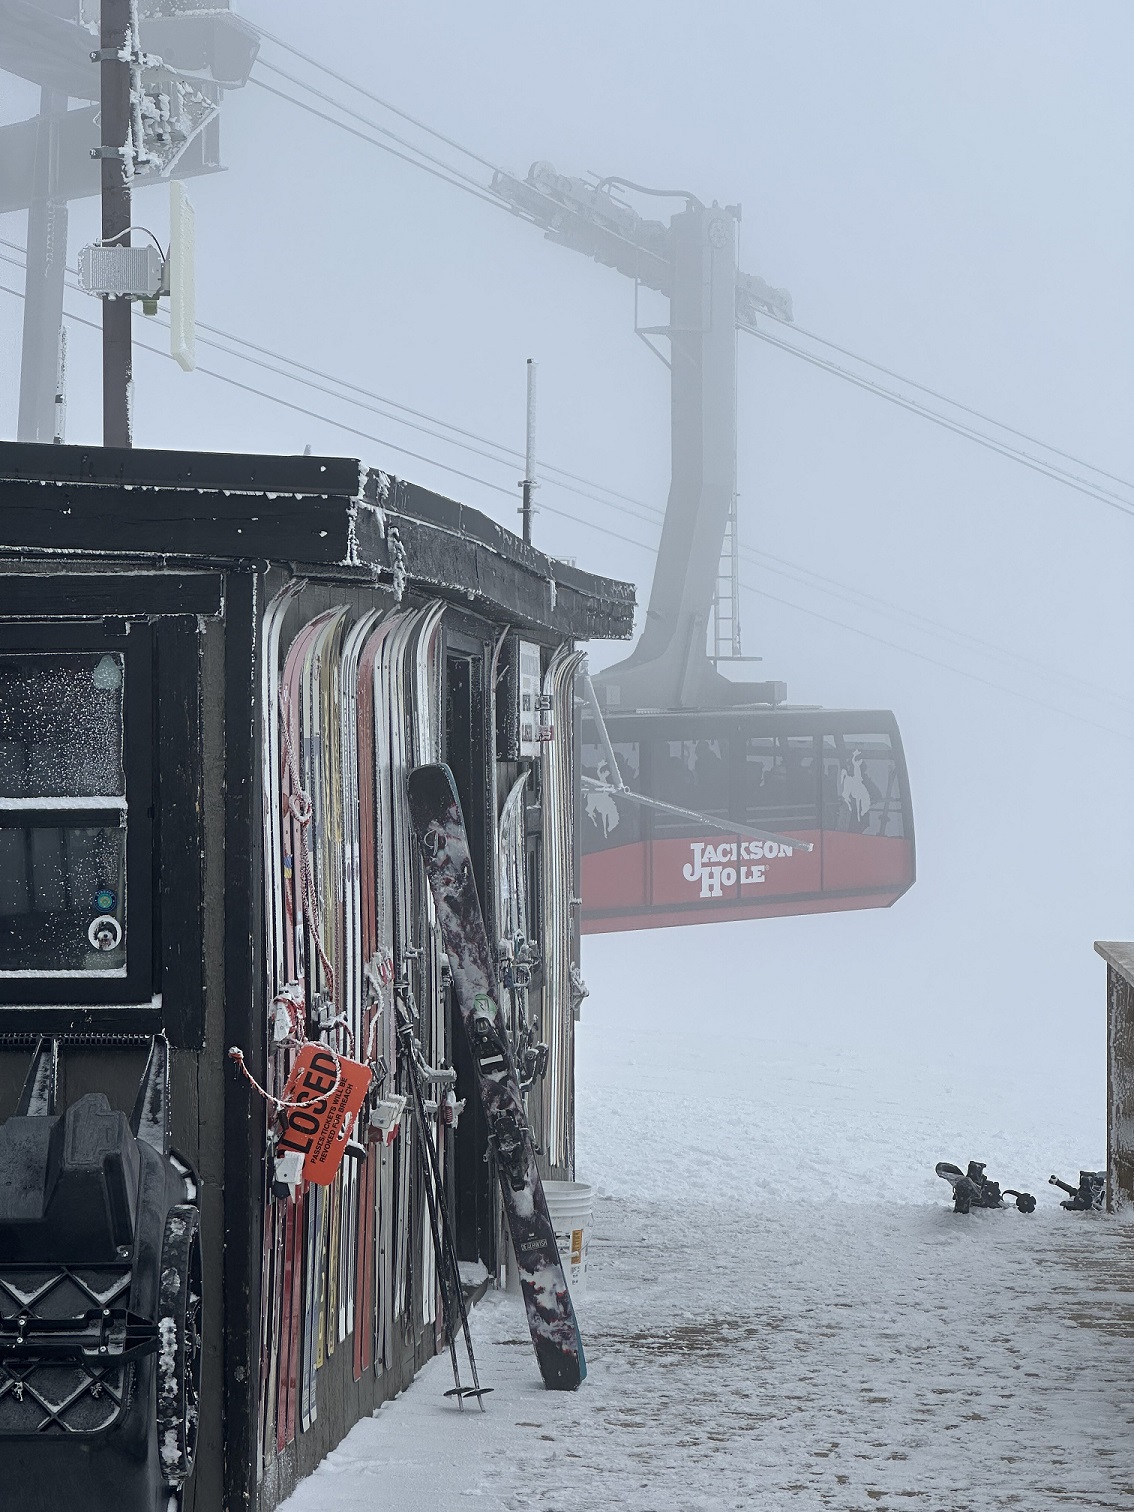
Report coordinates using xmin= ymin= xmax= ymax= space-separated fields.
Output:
xmin=0 ymin=1037 xmax=201 ymax=1512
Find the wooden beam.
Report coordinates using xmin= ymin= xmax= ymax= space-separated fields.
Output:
xmin=0 ymin=572 xmax=224 ymax=619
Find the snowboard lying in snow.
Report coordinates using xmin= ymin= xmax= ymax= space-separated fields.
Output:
xmin=407 ymin=762 xmax=586 ymax=1391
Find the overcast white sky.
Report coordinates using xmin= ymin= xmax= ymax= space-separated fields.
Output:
xmin=2 ymin=3 xmax=1133 ymax=1079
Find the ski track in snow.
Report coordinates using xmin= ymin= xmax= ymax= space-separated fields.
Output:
xmin=280 ymin=1027 xmax=1134 ymax=1511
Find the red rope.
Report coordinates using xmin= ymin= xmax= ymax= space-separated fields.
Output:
xmin=228 ymin=1044 xmax=344 ymax=1111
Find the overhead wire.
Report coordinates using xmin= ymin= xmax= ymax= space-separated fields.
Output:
xmin=0 ymin=235 xmax=659 ymax=524
xmin=251 ymin=24 xmax=502 ymax=174
xmin=2 ymin=231 xmax=1129 ymax=721
xmin=247 ymin=77 xmax=508 ymax=214
xmin=3 ymin=28 xmax=1130 ymax=733
xmin=740 ymin=319 xmax=1134 ymax=518
xmin=247 ymin=50 xmax=680 ymax=277
xmin=181 ymin=290 xmax=1133 ymax=709
xmin=741 ymin=544 xmax=1134 ymax=714
xmin=2 ymin=230 xmax=1130 ymax=717
xmin=253 ymin=56 xmax=503 ymax=209
xmin=777 ymin=317 xmax=1134 ymax=496
xmin=4 ymin=231 xmax=645 ymax=514
xmin=2 ymin=272 xmax=1130 ymax=740
xmin=250 ymin=31 xmax=1134 ymax=521
xmin=737 ymin=573 xmax=1133 ymax=744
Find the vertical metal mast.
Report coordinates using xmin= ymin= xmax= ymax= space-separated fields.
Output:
xmin=613 ymin=200 xmax=740 ymax=709
xmin=493 ymin=165 xmax=791 ymax=713
xmin=520 ymin=357 xmax=538 ymax=545
xmin=99 ymin=0 xmax=133 ymax=448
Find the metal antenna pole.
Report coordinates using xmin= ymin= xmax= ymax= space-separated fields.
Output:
xmin=520 ymin=357 xmax=537 ymax=545
xmin=52 ymin=327 xmax=67 ymax=445
xmin=99 ymin=0 xmax=133 ymax=448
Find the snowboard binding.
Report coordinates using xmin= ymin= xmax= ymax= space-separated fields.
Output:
xmin=470 ymin=996 xmax=509 ymax=1073
xmin=498 ymin=935 xmax=550 ymax=1094
xmin=1049 ymin=1170 xmax=1106 ymax=1211
xmin=488 ymin=1106 xmax=530 ymax=1192
xmin=936 ymin=1160 xmax=1035 ymax=1214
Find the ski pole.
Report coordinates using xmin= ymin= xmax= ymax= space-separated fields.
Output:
xmin=398 ymin=1008 xmax=466 ymax=1405
xmin=415 ymin=1083 xmax=486 ymax=1407
xmin=399 ymin=1006 xmax=487 ymax=1407
xmin=397 ymin=1006 xmax=488 ymax=1407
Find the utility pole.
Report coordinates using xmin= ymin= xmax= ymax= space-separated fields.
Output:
xmin=98 ymin=0 xmax=133 ymax=448
xmin=520 ymin=357 xmax=537 ymax=545
xmin=6 ymin=3 xmax=256 ymax=443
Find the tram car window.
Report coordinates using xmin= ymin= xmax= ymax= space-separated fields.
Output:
xmin=651 ymin=738 xmax=730 ymax=835
xmin=745 ymin=735 xmax=819 ymax=832
xmin=580 ymin=739 xmax=642 ymax=852
xmin=822 ymin=732 xmax=905 ymax=839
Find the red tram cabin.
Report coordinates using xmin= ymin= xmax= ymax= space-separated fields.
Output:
xmin=580 ymin=707 xmax=914 ymax=932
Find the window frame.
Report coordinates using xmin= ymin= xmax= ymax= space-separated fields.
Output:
xmin=0 ymin=622 xmax=156 ymax=1015
xmin=742 ymin=732 xmax=821 ymax=833
xmin=821 ymin=730 xmax=905 ymax=839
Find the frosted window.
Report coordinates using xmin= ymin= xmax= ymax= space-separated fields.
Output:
xmin=0 ymin=653 xmax=124 ymax=799
xmin=0 ymin=653 xmax=128 ymax=977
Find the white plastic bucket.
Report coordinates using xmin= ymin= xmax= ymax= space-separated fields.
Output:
xmin=543 ymin=1180 xmax=593 ymax=1300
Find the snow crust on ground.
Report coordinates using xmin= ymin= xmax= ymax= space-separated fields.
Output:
xmin=280 ymin=1013 xmax=1134 ymax=1511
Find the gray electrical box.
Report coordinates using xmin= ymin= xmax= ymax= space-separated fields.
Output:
xmin=78 ymin=242 xmax=165 ymax=299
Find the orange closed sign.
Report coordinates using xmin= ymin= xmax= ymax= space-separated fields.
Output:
xmin=276 ymin=1043 xmax=372 ymax=1185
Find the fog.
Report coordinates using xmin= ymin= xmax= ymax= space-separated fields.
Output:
xmin=3 ymin=3 xmax=1132 ymax=1085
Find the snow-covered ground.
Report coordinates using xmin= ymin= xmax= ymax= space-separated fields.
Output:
xmin=280 ymin=994 xmax=1134 ymax=1511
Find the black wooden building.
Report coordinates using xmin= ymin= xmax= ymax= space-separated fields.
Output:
xmin=0 ymin=441 xmax=633 ymax=1512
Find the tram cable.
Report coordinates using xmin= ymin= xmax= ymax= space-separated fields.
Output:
xmin=251 ymin=24 xmax=503 ymax=175
xmin=739 ymin=319 xmax=1134 ymax=520
xmin=1 ymin=257 xmax=1129 ymax=736
xmin=765 ymin=319 xmax=1134 ymax=497
xmin=246 ymin=33 xmax=1134 ymax=518
xmin=0 ymin=233 xmax=647 ymax=524
xmin=248 ymin=75 xmax=507 ymax=216
xmin=1 ymin=233 xmax=1129 ymax=725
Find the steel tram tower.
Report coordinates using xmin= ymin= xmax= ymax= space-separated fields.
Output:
xmin=494 ymin=163 xmax=793 ymax=715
